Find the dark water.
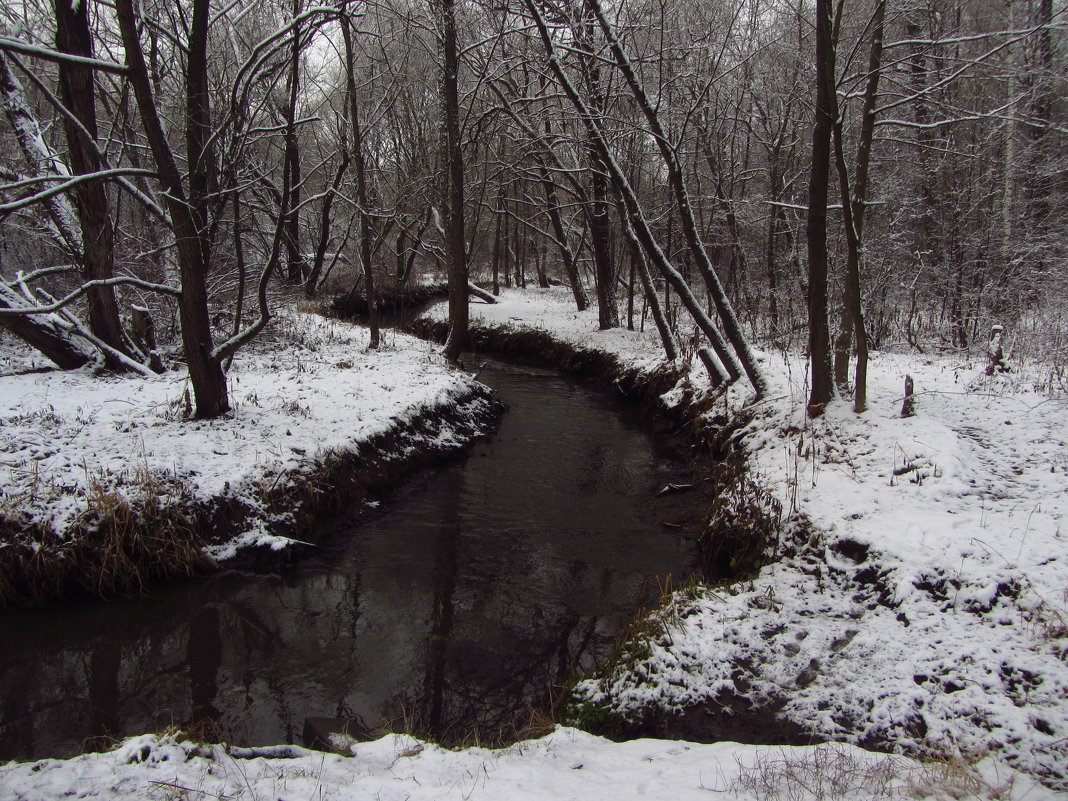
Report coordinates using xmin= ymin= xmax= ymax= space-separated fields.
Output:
xmin=0 ymin=358 xmax=706 ymax=760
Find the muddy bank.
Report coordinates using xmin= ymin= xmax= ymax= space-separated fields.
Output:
xmin=330 ymin=283 xmax=449 ymax=321
xmin=0 ymin=385 xmax=501 ymax=609
xmin=408 ymin=318 xmax=750 ymax=459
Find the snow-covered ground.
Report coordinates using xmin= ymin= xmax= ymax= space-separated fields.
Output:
xmin=0 ymin=312 xmax=488 ymax=558
xmin=447 ymin=288 xmax=1068 ymax=792
xmin=1 ymin=289 xmax=1065 ymax=799
xmin=0 ymin=725 xmax=1042 ymax=801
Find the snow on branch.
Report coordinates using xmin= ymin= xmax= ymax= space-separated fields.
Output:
xmin=0 ymin=36 xmax=128 ymax=75
xmin=0 ymin=169 xmax=157 ymax=214
xmin=0 ymin=276 xmax=181 ymax=316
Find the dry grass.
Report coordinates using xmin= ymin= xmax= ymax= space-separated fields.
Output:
xmin=726 ymin=744 xmax=1016 ymax=800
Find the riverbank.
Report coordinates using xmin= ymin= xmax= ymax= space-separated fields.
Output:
xmin=0 ymin=311 xmax=500 ymax=607
xmin=423 ymin=288 xmax=1068 ymax=792
xmin=0 ymin=726 xmax=1036 ymax=801
xmin=0 ymin=289 xmax=1064 ymax=799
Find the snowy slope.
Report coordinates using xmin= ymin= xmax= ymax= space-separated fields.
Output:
xmin=451 ymin=288 xmax=1068 ymax=790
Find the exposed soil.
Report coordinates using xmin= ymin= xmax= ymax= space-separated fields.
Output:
xmin=329 ymin=283 xmax=449 ymax=321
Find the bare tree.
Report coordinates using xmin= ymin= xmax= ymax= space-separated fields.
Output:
xmin=806 ymin=0 xmax=836 ymax=414
xmin=437 ymin=0 xmax=468 ymax=364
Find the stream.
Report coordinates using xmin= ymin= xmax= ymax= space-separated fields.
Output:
xmin=0 ymin=356 xmax=707 ymax=760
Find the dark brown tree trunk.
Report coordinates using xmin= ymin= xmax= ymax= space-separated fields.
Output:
xmin=53 ymin=0 xmax=132 ymax=368
xmin=490 ymin=187 xmax=503 ymax=296
xmin=305 ymin=152 xmax=350 ymax=297
xmin=0 ymin=296 xmax=93 ymax=369
xmin=343 ymin=16 xmax=379 ymax=347
xmin=588 ymin=163 xmax=618 ymax=329
xmin=806 ymin=0 xmax=835 ymax=414
xmin=619 ymin=208 xmax=677 ymax=361
xmin=438 ymin=0 xmax=468 ymax=363
xmin=115 ymin=0 xmax=229 ymax=417
xmin=904 ymin=4 xmax=942 ymax=274
xmin=283 ymin=0 xmax=304 ymax=284
xmin=832 ymin=0 xmax=883 ymax=413
xmin=575 ymin=12 xmax=618 ymax=329
xmin=765 ymin=156 xmax=783 ymax=335
xmin=538 ymin=155 xmax=588 ymax=310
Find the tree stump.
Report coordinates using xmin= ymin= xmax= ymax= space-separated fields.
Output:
xmin=901 ymin=374 xmax=916 ymax=418
xmin=985 ymin=324 xmax=1008 ymax=375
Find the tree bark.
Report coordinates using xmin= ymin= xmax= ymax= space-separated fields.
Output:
xmin=805 ymin=0 xmax=836 ymax=415
xmin=53 ymin=0 xmax=134 ymax=367
xmin=438 ymin=0 xmax=468 ymax=363
xmin=343 ymin=16 xmax=379 ymax=348
xmin=115 ymin=0 xmax=229 ymax=417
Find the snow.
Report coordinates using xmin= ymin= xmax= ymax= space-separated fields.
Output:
xmin=1 ymin=288 xmax=1066 ymax=799
xmin=0 ymin=727 xmax=1044 ymax=800
xmin=0 ymin=312 xmax=487 ymax=554
xmin=450 ymin=288 xmax=1067 ymax=791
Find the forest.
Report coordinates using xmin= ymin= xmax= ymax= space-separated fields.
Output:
xmin=1 ymin=1 xmax=1068 ymax=795
xmin=0 ymin=0 xmax=1063 ymax=416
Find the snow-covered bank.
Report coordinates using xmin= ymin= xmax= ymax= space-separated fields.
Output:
xmin=0 ymin=726 xmax=1043 ymax=801
xmin=433 ymin=288 xmax=1068 ymax=791
xmin=1 ymin=289 xmax=1064 ymax=799
xmin=0 ymin=312 xmax=498 ymax=605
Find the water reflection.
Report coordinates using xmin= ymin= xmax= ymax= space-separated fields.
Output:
xmin=0 ymin=358 xmax=704 ymax=759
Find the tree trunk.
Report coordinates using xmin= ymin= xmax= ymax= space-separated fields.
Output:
xmin=538 ymin=155 xmax=588 ymax=310
xmin=438 ymin=0 xmax=468 ymax=363
xmin=343 ymin=16 xmax=379 ymax=348
xmin=0 ymin=291 xmax=93 ymax=369
xmin=305 ymin=151 xmax=350 ymax=297
xmin=575 ymin=13 xmax=617 ymax=330
xmin=283 ymin=0 xmax=304 ymax=284
xmin=806 ymin=0 xmax=835 ymax=414
xmin=53 ymin=0 xmax=133 ymax=368
xmin=619 ymin=207 xmax=677 ymax=361
xmin=831 ymin=0 xmax=883 ymax=413
xmin=115 ymin=0 xmax=229 ymax=417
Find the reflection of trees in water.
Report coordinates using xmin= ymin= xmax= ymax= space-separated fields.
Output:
xmin=423 ymin=469 xmax=462 ymax=740
xmin=188 ymin=605 xmax=221 ymax=730
xmin=400 ymin=459 xmax=611 ymax=746
xmin=398 ymin=613 xmax=602 ymax=745
xmin=2 ymin=363 xmax=697 ymax=758
xmin=86 ymin=640 xmax=121 ymax=751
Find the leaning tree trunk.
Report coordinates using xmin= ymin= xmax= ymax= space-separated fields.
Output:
xmin=585 ymin=0 xmax=767 ymax=396
xmin=538 ymin=119 xmax=588 ymax=311
xmin=54 ymin=0 xmax=135 ymax=368
xmin=0 ymin=290 xmax=94 ymax=369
